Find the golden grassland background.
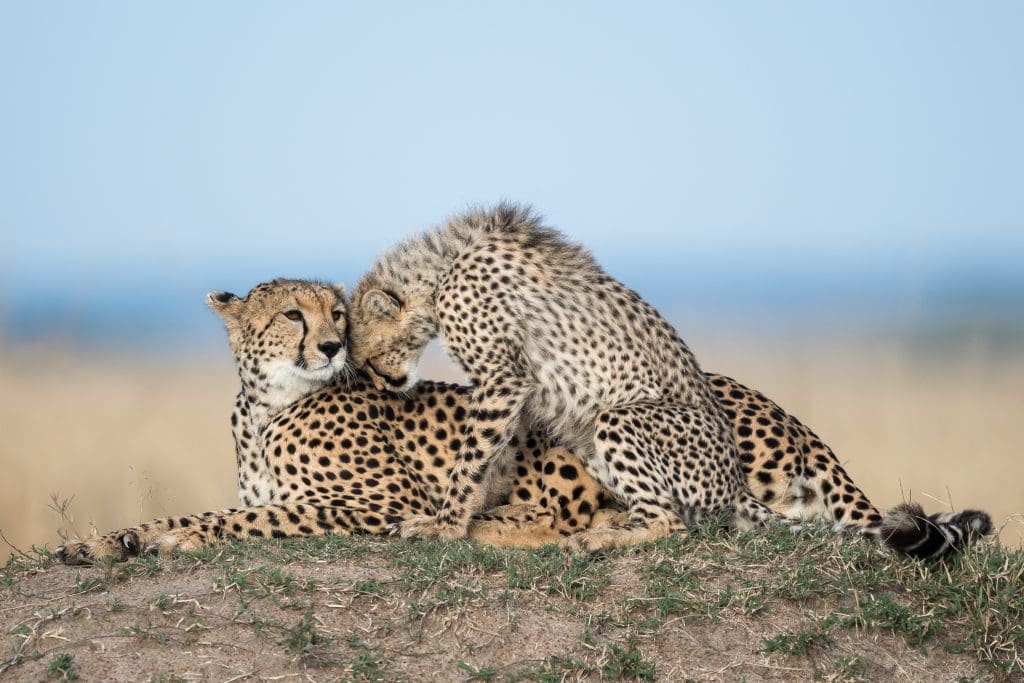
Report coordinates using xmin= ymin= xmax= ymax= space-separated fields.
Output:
xmin=1 ymin=337 xmax=1021 ymax=564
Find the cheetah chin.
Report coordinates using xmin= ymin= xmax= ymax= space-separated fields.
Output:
xmin=365 ymin=362 xmax=418 ymax=393
xmin=262 ymin=357 xmax=344 ymax=405
xmin=290 ymin=358 xmax=344 ymax=381
xmin=296 ymin=359 xmax=345 ymax=381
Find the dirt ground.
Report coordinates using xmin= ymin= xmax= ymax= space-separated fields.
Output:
xmin=2 ymin=530 xmax=1013 ymax=682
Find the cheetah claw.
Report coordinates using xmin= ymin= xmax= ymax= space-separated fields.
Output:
xmin=57 ymin=530 xmax=142 ymax=565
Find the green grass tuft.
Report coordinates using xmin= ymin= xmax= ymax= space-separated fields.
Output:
xmin=47 ymin=653 xmax=77 ymax=680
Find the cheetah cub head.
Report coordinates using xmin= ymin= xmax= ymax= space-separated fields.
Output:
xmin=208 ymin=279 xmax=348 ymax=409
xmin=347 ymin=276 xmax=434 ymax=393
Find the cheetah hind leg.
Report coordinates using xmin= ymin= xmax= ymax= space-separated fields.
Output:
xmin=468 ymin=442 xmax=611 ymax=548
xmin=559 ymin=504 xmax=686 ymax=554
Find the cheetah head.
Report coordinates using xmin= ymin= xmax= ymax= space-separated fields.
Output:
xmin=346 ymin=277 xmax=435 ymax=394
xmin=207 ymin=279 xmax=348 ymax=407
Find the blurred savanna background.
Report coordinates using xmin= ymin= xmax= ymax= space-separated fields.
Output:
xmin=1 ymin=2 xmax=1021 ymax=564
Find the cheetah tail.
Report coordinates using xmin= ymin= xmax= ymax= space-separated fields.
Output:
xmin=878 ymin=502 xmax=992 ymax=560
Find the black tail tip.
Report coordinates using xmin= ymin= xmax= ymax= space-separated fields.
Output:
xmin=957 ymin=508 xmax=994 ymax=537
xmin=880 ymin=502 xmax=993 ymax=560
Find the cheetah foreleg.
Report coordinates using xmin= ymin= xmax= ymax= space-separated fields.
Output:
xmin=559 ymin=504 xmax=685 ymax=553
xmin=395 ymin=373 xmax=529 ymax=541
xmin=141 ymin=502 xmax=404 ymax=557
xmin=60 ymin=502 xmax=400 ymax=563
xmin=57 ymin=509 xmax=237 ymax=565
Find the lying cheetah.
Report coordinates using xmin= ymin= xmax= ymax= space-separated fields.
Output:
xmin=58 ymin=279 xmax=612 ymax=563
xmin=348 ymin=203 xmax=991 ymax=554
xmin=58 ymin=278 xmax=989 ymax=564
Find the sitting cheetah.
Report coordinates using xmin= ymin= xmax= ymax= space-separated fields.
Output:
xmin=58 ymin=278 xmax=988 ymax=564
xmin=347 ymin=203 xmax=991 ymax=554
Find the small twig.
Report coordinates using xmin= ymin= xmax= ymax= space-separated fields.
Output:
xmin=0 ymin=528 xmax=33 ymax=561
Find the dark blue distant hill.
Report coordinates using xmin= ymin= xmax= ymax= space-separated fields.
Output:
xmin=3 ymin=261 xmax=1021 ymax=352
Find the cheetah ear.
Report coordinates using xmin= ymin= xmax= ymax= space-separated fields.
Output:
xmin=206 ymin=290 xmax=242 ymax=320
xmin=363 ymin=289 xmax=400 ymax=318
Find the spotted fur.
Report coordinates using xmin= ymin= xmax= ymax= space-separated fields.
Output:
xmin=347 ymin=204 xmax=992 ymax=555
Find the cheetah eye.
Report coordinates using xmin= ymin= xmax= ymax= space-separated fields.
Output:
xmin=283 ymin=310 xmax=303 ymax=322
xmin=331 ymin=310 xmax=342 ymax=322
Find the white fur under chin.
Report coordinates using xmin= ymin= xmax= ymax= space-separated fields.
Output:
xmin=262 ymin=358 xmax=343 ymax=410
xmin=400 ymin=360 xmax=422 ymax=393
xmin=397 ymin=363 xmax=419 ymax=393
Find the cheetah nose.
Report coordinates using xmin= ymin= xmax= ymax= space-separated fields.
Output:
xmin=318 ymin=341 xmax=342 ymax=359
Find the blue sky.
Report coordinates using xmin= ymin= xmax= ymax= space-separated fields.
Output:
xmin=1 ymin=2 xmax=1021 ymax=346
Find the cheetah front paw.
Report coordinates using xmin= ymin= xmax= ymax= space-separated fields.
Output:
xmin=392 ymin=515 xmax=467 ymax=541
xmin=558 ymin=532 xmax=597 ymax=555
xmin=559 ymin=519 xmax=679 ymax=553
xmin=589 ymin=509 xmax=630 ymax=529
xmin=57 ymin=531 xmax=143 ymax=565
xmin=558 ymin=528 xmax=618 ymax=554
